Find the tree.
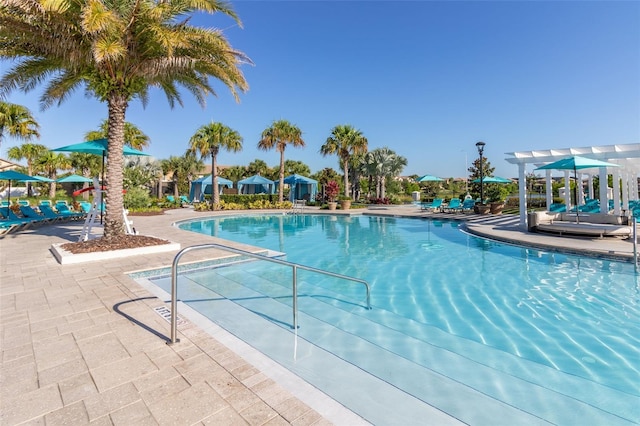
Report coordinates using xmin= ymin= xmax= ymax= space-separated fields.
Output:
xmin=283 ymin=160 xmax=311 ymax=177
xmin=85 ymin=119 xmax=150 ymax=150
xmin=320 ymin=125 xmax=368 ymax=198
xmin=468 ymin=157 xmax=495 ymax=200
xmin=161 ymin=154 xmax=203 ymax=199
xmin=219 ymin=165 xmax=247 ymax=184
xmin=246 ymin=159 xmax=271 ymax=178
xmin=364 ymin=148 xmax=407 ymax=199
xmin=0 ymin=101 xmax=40 ymax=147
xmin=34 ymin=152 xmax=71 ymax=198
xmin=258 ymin=120 xmax=305 ymax=202
xmin=1 ymin=0 xmax=249 ymax=239
xmin=188 ymin=122 xmax=243 ymax=209
xmin=7 ymin=143 xmax=48 ymax=196
xmin=123 ymin=157 xmax=161 ymax=191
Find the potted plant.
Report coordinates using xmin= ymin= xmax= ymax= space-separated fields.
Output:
xmin=487 ymin=185 xmax=508 ymax=214
xmin=325 ymin=180 xmax=340 ymax=211
xmin=338 ymin=195 xmax=352 ymax=210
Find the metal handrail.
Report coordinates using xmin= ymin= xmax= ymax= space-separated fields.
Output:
xmin=168 ymin=243 xmax=372 ymax=344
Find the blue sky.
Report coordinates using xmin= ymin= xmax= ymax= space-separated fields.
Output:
xmin=2 ymin=0 xmax=639 ymax=179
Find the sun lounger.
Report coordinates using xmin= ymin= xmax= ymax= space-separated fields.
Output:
xmin=421 ymin=198 xmax=443 ymax=212
xmin=461 ymin=198 xmax=476 ymax=213
xmin=444 ymin=198 xmax=462 ymax=212
xmin=38 ymin=205 xmax=73 ymax=222
xmin=55 ymin=203 xmax=86 ymax=219
xmin=0 ymin=207 xmax=39 ymax=229
xmin=19 ymin=205 xmax=54 ymax=224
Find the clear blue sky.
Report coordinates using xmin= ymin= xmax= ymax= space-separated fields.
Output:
xmin=2 ymin=0 xmax=639 ymax=179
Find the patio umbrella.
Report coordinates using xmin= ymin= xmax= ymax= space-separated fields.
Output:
xmin=52 ymin=138 xmax=149 ymax=222
xmin=0 ymin=170 xmax=52 ymax=205
xmin=56 ymin=174 xmax=94 ymax=183
xmin=471 ymin=176 xmax=512 ymax=184
xmin=417 ymin=174 xmax=444 ymax=182
xmin=52 ymin=138 xmax=149 ymax=183
xmin=536 ymin=155 xmax=619 ymax=222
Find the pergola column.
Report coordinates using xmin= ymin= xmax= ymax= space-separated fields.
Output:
xmin=518 ymin=163 xmax=527 ymax=229
xmin=598 ymin=168 xmax=608 ymax=214
xmin=545 ymin=170 xmax=553 ymax=208
xmin=611 ymin=167 xmax=621 ymax=215
xmin=564 ymin=171 xmax=571 ymax=211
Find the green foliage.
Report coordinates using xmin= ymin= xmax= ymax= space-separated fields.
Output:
xmin=123 ymin=187 xmax=151 ymax=209
xmin=486 ymin=184 xmax=509 ymax=202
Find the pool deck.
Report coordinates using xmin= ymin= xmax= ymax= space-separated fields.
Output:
xmin=1 ymin=206 xmax=636 ymax=425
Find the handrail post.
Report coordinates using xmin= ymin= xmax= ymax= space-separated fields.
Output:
xmin=634 ymin=216 xmax=637 ymax=273
xmin=292 ymin=265 xmax=298 ymax=329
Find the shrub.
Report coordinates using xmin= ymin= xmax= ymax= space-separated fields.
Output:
xmin=124 ymin=187 xmax=152 ymax=209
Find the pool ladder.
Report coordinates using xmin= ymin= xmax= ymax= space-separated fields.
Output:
xmin=168 ymin=243 xmax=372 ymax=344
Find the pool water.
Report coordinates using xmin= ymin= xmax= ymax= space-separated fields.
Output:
xmin=150 ymin=214 xmax=639 ymax=424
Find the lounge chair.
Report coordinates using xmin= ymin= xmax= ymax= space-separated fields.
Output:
xmin=421 ymin=198 xmax=443 ymax=212
xmin=19 ymin=205 xmax=54 ymax=224
xmin=0 ymin=207 xmax=39 ymax=228
xmin=0 ymin=200 xmax=9 ymax=207
xmin=444 ymin=198 xmax=462 ymax=212
xmin=55 ymin=203 xmax=85 ymax=219
xmin=17 ymin=200 xmax=30 ymax=207
xmin=180 ymin=195 xmax=191 ymax=204
xmin=38 ymin=205 xmax=73 ymax=222
xmin=78 ymin=201 xmax=92 ymax=214
xmin=549 ymin=203 xmax=566 ymax=213
xmin=461 ymin=198 xmax=476 ymax=213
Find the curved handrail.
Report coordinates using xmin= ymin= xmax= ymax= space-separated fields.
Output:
xmin=169 ymin=243 xmax=372 ymax=344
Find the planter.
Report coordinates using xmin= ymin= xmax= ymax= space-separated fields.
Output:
xmin=340 ymin=200 xmax=352 ymax=210
xmin=327 ymin=202 xmax=337 ymax=211
xmin=474 ymin=204 xmax=491 ymax=215
xmin=490 ymin=202 xmax=505 ymax=215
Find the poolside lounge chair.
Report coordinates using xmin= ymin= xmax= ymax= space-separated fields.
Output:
xmin=549 ymin=203 xmax=566 ymax=213
xmin=0 ymin=207 xmax=39 ymax=228
xmin=0 ymin=200 xmax=9 ymax=208
xmin=55 ymin=203 xmax=86 ymax=219
xmin=38 ymin=205 xmax=74 ymax=222
xmin=421 ymin=198 xmax=443 ymax=212
xmin=180 ymin=195 xmax=191 ymax=204
xmin=19 ymin=205 xmax=54 ymax=224
xmin=444 ymin=198 xmax=462 ymax=212
xmin=461 ymin=199 xmax=476 ymax=213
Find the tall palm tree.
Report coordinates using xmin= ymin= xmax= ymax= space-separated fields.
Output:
xmin=0 ymin=101 xmax=40 ymax=146
xmin=7 ymin=143 xmax=48 ymax=196
xmin=35 ymin=152 xmax=71 ymax=198
xmin=188 ymin=122 xmax=243 ymax=209
xmin=364 ymin=147 xmax=407 ymax=199
xmin=1 ymin=0 xmax=249 ymax=239
xmin=320 ymin=125 xmax=368 ymax=198
xmin=258 ymin=120 xmax=305 ymax=202
xmin=247 ymin=159 xmax=271 ymax=178
xmin=85 ymin=119 xmax=151 ymax=150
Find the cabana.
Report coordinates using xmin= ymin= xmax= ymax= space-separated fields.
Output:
xmin=277 ymin=174 xmax=318 ymax=201
xmin=189 ymin=175 xmax=233 ymax=202
xmin=237 ymin=175 xmax=275 ymax=194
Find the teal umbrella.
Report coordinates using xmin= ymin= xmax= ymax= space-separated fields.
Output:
xmin=417 ymin=174 xmax=444 ymax=182
xmin=0 ymin=170 xmax=52 ymax=205
xmin=536 ymin=156 xmax=619 ymax=222
xmin=471 ymin=176 xmax=512 ymax=184
xmin=57 ymin=174 xmax=94 ymax=183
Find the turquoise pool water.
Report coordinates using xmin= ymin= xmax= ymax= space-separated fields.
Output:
xmin=152 ymin=214 xmax=639 ymax=424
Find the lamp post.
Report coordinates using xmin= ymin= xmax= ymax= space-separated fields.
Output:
xmin=476 ymin=141 xmax=486 ymax=203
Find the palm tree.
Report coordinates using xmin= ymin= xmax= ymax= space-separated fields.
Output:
xmin=247 ymin=159 xmax=271 ymax=178
xmin=0 ymin=101 xmax=40 ymax=146
xmin=160 ymin=154 xmax=204 ymax=199
xmin=85 ymin=119 xmax=151 ymax=150
xmin=7 ymin=143 xmax=48 ymax=196
xmin=220 ymin=165 xmax=247 ymax=184
xmin=258 ymin=120 xmax=305 ymax=202
xmin=1 ymin=0 xmax=249 ymax=239
xmin=35 ymin=152 xmax=71 ymax=198
xmin=188 ymin=122 xmax=243 ymax=209
xmin=320 ymin=125 xmax=368 ymax=199
xmin=364 ymin=148 xmax=407 ymax=199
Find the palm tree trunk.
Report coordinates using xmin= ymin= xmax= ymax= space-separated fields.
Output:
xmin=343 ymin=159 xmax=350 ymax=198
xmin=211 ymin=154 xmax=218 ymax=209
xmin=104 ymin=94 xmax=127 ymax=239
xmin=278 ymin=152 xmax=284 ymax=202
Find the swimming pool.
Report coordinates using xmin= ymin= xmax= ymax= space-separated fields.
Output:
xmin=141 ymin=214 xmax=639 ymax=424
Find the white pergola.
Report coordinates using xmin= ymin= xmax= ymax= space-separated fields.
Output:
xmin=505 ymin=143 xmax=640 ymax=229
